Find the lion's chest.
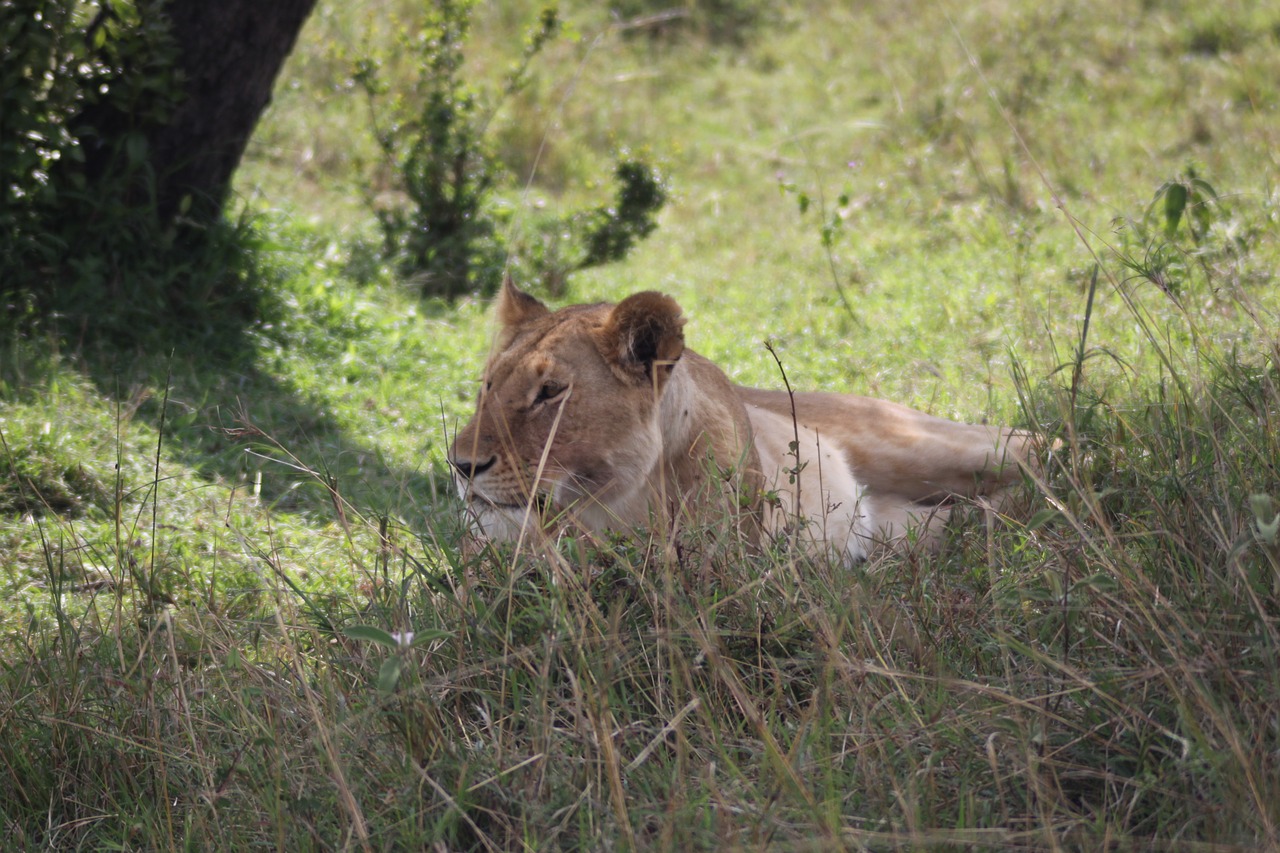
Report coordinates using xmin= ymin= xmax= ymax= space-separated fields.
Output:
xmin=744 ymin=404 xmax=871 ymax=562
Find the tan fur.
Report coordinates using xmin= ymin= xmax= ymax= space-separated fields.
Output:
xmin=449 ymin=280 xmax=1038 ymax=562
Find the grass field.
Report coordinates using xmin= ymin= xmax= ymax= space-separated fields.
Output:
xmin=3 ymin=0 xmax=1280 ymax=848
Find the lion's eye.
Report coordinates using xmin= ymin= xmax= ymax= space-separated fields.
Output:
xmin=533 ymin=381 xmax=564 ymax=405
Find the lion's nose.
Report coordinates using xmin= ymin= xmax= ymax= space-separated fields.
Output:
xmin=451 ymin=455 xmax=497 ymax=480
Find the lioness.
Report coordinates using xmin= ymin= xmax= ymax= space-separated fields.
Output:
xmin=449 ymin=279 xmax=1039 ymax=562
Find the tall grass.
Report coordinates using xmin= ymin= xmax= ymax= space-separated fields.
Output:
xmin=2 ymin=250 xmax=1276 ymax=849
xmin=3 ymin=0 xmax=1280 ymax=848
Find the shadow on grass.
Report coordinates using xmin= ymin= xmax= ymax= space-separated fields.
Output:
xmin=1 ymin=229 xmax=458 ymax=541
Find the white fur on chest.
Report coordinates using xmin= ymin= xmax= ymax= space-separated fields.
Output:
xmin=745 ymin=402 xmax=872 ymax=563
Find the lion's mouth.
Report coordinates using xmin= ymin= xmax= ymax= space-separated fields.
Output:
xmin=470 ymin=493 xmax=553 ymax=514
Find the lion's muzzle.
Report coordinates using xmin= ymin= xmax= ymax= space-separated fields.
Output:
xmin=450 ymin=453 xmax=496 ymax=481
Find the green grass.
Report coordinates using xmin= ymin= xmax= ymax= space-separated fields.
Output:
xmin=3 ymin=0 xmax=1280 ymax=848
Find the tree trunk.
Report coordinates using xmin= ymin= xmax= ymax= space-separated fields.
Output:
xmin=156 ymin=0 xmax=317 ymax=220
xmin=154 ymin=0 xmax=316 ymax=221
xmin=77 ymin=0 xmax=317 ymax=223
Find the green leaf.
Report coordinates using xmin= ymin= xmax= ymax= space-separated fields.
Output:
xmin=1250 ymin=494 xmax=1278 ymax=545
xmin=1072 ymin=572 xmax=1118 ymax=594
xmin=1189 ymin=177 xmax=1218 ymax=199
xmin=1190 ymin=199 xmax=1212 ymax=242
xmin=125 ymin=133 xmax=148 ymax=167
xmin=1028 ymin=508 xmax=1060 ymax=530
xmin=377 ymin=656 xmax=404 ymax=694
xmin=1162 ymin=182 xmax=1187 ymax=237
xmin=410 ymin=629 xmax=453 ymax=647
xmin=1256 ymin=518 xmax=1278 ymax=546
xmin=343 ymin=624 xmax=399 ymax=649
xmin=1249 ymin=493 xmax=1275 ymax=523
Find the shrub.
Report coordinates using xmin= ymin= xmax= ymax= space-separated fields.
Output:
xmin=357 ymin=3 xmax=667 ymax=299
xmin=509 ymin=155 xmax=668 ymax=295
xmin=356 ymin=1 xmax=553 ymax=298
xmin=0 ymin=0 xmax=260 ymax=349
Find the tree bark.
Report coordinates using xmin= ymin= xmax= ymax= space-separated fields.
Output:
xmin=153 ymin=0 xmax=316 ymax=221
xmin=76 ymin=0 xmax=317 ymax=223
xmin=155 ymin=0 xmax=317 ymax=220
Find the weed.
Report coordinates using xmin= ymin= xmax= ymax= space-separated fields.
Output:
xmin=356 ymin=3 xmax=667 ymax=298
xmin=3 ymin=0 xmax=1280 ymax=848
xmin=1150 ymin=165 xmax=1223 ymax=244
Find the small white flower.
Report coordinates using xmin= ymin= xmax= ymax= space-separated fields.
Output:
xmin=391 ymin=631 xmax=414 ymax=648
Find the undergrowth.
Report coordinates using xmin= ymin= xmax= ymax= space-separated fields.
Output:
xmin=4 ymin=0 xmax=1280 ymax=849
xmin=2 ymin=237 xmax=1277 ymax=849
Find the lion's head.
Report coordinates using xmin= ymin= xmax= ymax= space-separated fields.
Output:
xmin=448 ymin=279 xmax=690 ymax=541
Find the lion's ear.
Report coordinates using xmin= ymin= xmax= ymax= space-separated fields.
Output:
xmin=598 ymin=291 xmax=686 ymax=387
xmin=493 ymin=275 xmax=550 ymax=350
xmin=496 ymin=274 xmax=550 ymax=330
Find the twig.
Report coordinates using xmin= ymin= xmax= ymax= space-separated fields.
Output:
xmin=147 ymin=355 xmax=174 ymax=605
xmin=763 ymin=341 xmax=803 ymax=537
